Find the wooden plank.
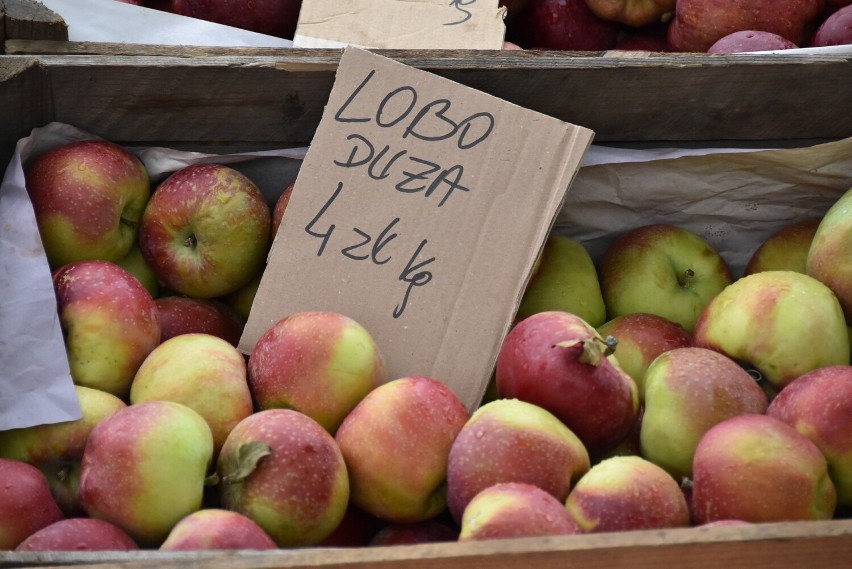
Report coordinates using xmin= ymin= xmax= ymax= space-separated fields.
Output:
xmin=0 ymin=56 xmax=52 ymax=168
xmin=2 ymin=519 xmax=851 ymax=569
xmin=0 ymin=0 xmax=67 ymax=54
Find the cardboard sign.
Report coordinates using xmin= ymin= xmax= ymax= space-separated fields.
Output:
xmin=293 ymin=0 xmax=506 ymax=49
xmin=240 ymin=47 xmax=593 ymax=410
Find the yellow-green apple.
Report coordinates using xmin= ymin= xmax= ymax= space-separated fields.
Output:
xmin=130 ymin=333 xmax=254 ymax=459
xmin=155 ymin=296 xmax=245 ymax=347
xmin=744 ymin=219 xmax=820 ymax=276
xmin=496 ymin=311 xmax=639 ymax=457
xmin=139 ymin=163 xmax=271 ymax=299
xmin=335 ymin=376 xmax=469 ymax=523
xmin=565 ymin=455 xmax=690 ymax=532
xmin=693 ymin=271 xmax=850 ymax=392
xmin=248 ymin=311 xmax=388 ymax=434
xmin=79 ymin=400 xmax=214 ymax=546
xmin=0 ymin=385 xmax=126 ymax=516
xmin=639 ymin=347 xmax=768 ymax=480
xmin=517 ymin=234 xmax=606 ymax=327
xmin=596 ymin=312 xmax=693 ymax=401
xmin=707 ymin=30 xmax=799 ymax=52
xmin=807 ymin=187 xmax=852 ymax=321
xmin=216 ymin=409 xmax=349 ymax=547
xmin=225 ymin=271 xmax=263 ymax=322
xmin=598 ymin=224 xmax=734 ymax=333
xmin=24 ymin=140 xmax=150 ymax=269
xmin=667 ymin=0 xmax=824 ymax=52
xmin=812 ymin=5 xmax=852 ymax=46
xmin=15 ymin=518 xmax=138 ymax=552
xmin=369 ymin=521 xmax=458 ymax=546
xmin=159 ymin=509 xmax=277 ymax=550
xmin=459 ymin=482 xmax=581 ymax=541
xmin=691 ymin=414 xmax=837 ymax=524
xmin=53 ymin=260 xmax=161 ymax=398
xmin=0 ymin=459 xmax=64 ymax=550
xmin=507 ymin=0 xmax=622 ymax=50
xmin=767 ymin=365 xmax=852 ymax=507
xmin=271 ymin=181 xmax=294 ymax=238
xmin=584 ymin=0 xmax=676 ymax=27
xmin=171 ymin=0 xmax=303 ymax=39
xmin=117 ymin=242 xmax=160 ymax=297
xmin=446 ymin=398 xmax=590 ymax=524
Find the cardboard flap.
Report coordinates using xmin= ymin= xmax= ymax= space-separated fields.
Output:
xmin=240 ymin=47 xmax=593 ymax=410
xmin=293 ymin=0 xmax=506 ymax=49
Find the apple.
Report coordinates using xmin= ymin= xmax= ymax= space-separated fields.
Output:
xmin=812 ymin=5 xmax=852 ymax=45
xmin=446 ymin=398 xmax=590 ymax=524
xmin=24 ymin=140 xmax=150 ymax=269
xmin=0 ymin=459 xmax=64 ymax=550
xmin=335 ymin=376 xmax=469 ymax=523
xmin=565 ymin=455 xmax=691 ymax=532
xmin=744 ymin=219 xmax=820 ymax=276
xmin=271 ymin=181 xmax=294 ymax=238
xmin=506 ymin=0 xmax=622 ymax=50
xmin=117 ymin=242 xmax=160 ymax=297
xmin=171 ymin=0 xmax=303 ymax=39
xmin=15 ymin=518 xmax=138 ymax=551
xmin=320 ymin=504 xmax=386 ymax=547
xmin=584 ymin=0 xmax=676 ymax=27
xmin=596 ymin=312 xmax=692 ymax=401
xmin=53 ymin=260 xmax=161 ymax=398
xmin=517 ymin=234 xmax=607 ymax=327
xmin=667 ymin=0 xmax=824 ymax=52
xmin=693 ymin=270 xmax=850 ymax=392
xmin=691 ymin=414 xmax=836 ymax=523
xmin=767 ymin=365 xmax=852 ymax=507
xmin=216 ymin=409 xmax=349 ymax=547
xmin=369 ymin=521 xmax=458 ymax=546
xmin=156 ymin=296 xmax=245 ymax=347
xmin=459 ymin=482 xmax=581 ymax=541
xmin=639 ymin=347 xmax=769 ymax=480
xmin=139 ymin=163 xmax=271 ymax=299
xmin=130 ymin=333 xmax=254 ymax=459
xmin=0 ymin=385 xmax=126 ymax=516
xmin=707 ymin=30 xmax=799 ymax=53
xmin=806 ymin=187 xmax=852 ymax=321
xmin=79 ymin=401 xmax=214 ymax=546
xmin=598 ymin=224 xmax=734 ymax=333
xmin=159 ymin=509 xmax=277 ymax=550
xmin=248 ymin=311 xmax=388 ymax=434
xmin=495 ymin=311 xmax=639 ymax=457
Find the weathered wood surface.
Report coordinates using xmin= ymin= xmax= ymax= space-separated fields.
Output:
xmin=0 ymin=56 xmax=50 ymax=168
xmin=0 ymin=0 xmax=66 ymax=54
xmin=1 ymin=519 xmax=851 ymax=569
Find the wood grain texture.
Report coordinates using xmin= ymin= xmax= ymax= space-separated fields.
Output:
xmin=0 ymin=56 xmax=51 ymax=168
xmin=0 ymin=0 xmax=67 ymax=54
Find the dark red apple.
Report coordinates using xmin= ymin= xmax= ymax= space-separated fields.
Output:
xmin=15 ymin=518 xmax=138 ymax=552
xmin=811 ymin=5 xmax=852 ymax=46
xmin=171 ymin=0 xmax=303 ymax=39
xmin=507 ymin=0 xmax=622 ymax=50
xmin=0 ymin=459 xmax=64 ymax=550
xmin=156 ymin=295 xmax=245 ymax=346
xmin=708 ymin=30 xmax=799 ymax=52
xmin=369 ymin=521 xmax=458 ymax=546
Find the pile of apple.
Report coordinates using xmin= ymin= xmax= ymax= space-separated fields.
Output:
xmin=0 ymin=136 xmax=850 ymax=552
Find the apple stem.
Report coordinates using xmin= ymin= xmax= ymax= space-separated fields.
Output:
xmin=679 ymin=268 xmax=695 ymax=288
xmin=554 ymin=335 xmax=616 ymax=367
xmin=219 ymin=441 xmax=272 ymax=486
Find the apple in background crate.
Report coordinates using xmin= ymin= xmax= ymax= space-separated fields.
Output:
xmin=707 ymin=30 xmax=799 ymax=53
xmin=53 ymin=260 xmax=161 ymax=399
xmin=171 ymin=0 xmax=303 ymax=39
xmin=744 ymin=219 xmax=820 ymax=276
xmin=159 ymin=509 xmax=277 ymax=551
xmin=506 ymin=0 xmax=622 ymax=50
xmin=584 ymin=0 xmax=676 ymax=27
xmin=140 ymin=163 xmax=271 ymax=300
xmin=25 ymin=140 xmax=150 ymax=269
xmin=155 ymin=296 xmax=245 ymax=347
xmin=0 ymin=459 xmax=64 ymax=550
xmin=811 ymin=5 xmax=852 ymax=46
xmin=15 ymin=518 xmax=138 ymax=552
xmin=79 ymin=401 xmax=214 ymax=547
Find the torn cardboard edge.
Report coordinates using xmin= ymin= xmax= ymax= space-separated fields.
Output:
xmin=239 ymin=46 xmax=594 ymax=411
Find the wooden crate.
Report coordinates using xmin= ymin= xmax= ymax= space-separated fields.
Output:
xmin=1 ymin=2 xmax=851 ymax=568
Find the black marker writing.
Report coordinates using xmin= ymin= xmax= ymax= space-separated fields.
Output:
xmin=394 ymin=239 xmax=435 ymax=319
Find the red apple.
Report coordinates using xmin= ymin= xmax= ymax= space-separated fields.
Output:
xmin=507 ymin=0 xmax=622 ymax=50
xmin=496 ymin=311 xmax=639 ymax=457
xmin=159 ymin=509 xmax=277 ymax=550
xmin=446 ymin=398 xmax=590 ymax=524
xmin=459 ymin=483 xmax=581 ymax=541
xmin=811 ymin=5 xmax=852 ymax=45
xmin=15 ymin=518 xmax=138 ymax=551
xmin=335 ymin=376 xmax=470 ymax=523
xmin=767 ymin=365 xmax=852 ymax=507
xmin=25 ymin=140 xmax=150 ymax=269
xmin=369 ymin=521 xmax=458 ymax=546
xmin=692 ymin=414 xmax=837 ymax=524
xmin=744 ymin=219 xmax=820 ymax=276
xmin=171 ymin=0 xmax=303 ymax=39
xmin=248 ymin=311 xmax=388 ymax=434
xmin=0 ymin=459 xmax=64 ymax=550
xmin=807 ymin=188 xmax=852 ymax=321
xmin=216 ymin=409 xmax=349 ymax=547
xmin=707 ymin=30 xmax=799 ymax=53
xmin=584 ymin=0 xmax=676 ymax=27
xmin=319 ymin=504 xmax=385 ymax=547
xmin=156 ymin=296 xmax=245 ymax=347
xmin=140 ymin=163 xmax=271 ymax=299
xmin=565 ymin=455 xmax=691 ymax=532
xmin=53 ymin=260 xmax=161 ymax=398
xmin=667 ymin=0 xmax=824 ymax=52
xmin=271 ymin=181 xmax=294 ymax=238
